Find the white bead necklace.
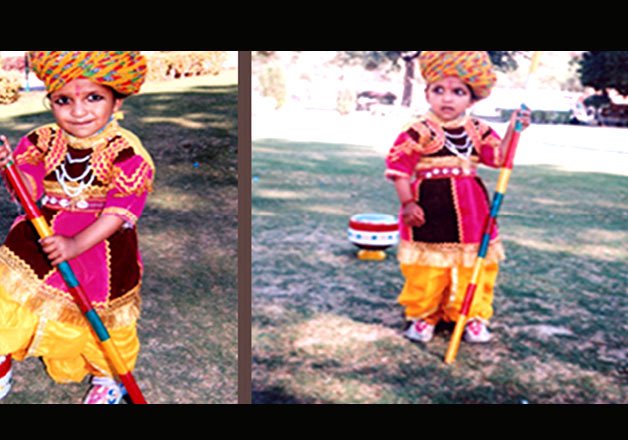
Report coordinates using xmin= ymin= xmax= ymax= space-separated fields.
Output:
xmin=55 ymin=152 xmax=95 ymax=198
xmin=443 ymin=132 xmax=473 ymax=160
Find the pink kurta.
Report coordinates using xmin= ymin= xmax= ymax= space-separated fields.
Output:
xmin=0 ymin=120 xmax=153 ymax=328
xmin=385 ymin=113 xmax=505 ymax=268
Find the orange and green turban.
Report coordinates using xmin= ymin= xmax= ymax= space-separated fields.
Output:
xmin=418 ymin=51 xmax=497 ymax=100
xmin=28 ymin=51 xmax=147 ymax=96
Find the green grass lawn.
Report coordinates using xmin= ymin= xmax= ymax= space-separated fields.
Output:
xmin=252 ymin=137 xmax=627 ymax=404
xmin=0 ymin=72 xmax=238 ymax=404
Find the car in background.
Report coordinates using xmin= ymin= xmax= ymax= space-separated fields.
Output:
xmin=570 ymin=90 xmax=628 ymax=127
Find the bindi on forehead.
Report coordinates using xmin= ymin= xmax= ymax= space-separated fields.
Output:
xmin=67 ymin=79 xmax=102 ymax=96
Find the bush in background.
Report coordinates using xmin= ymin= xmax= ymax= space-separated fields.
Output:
xmin=1 ymin=56 xmax=26 ymax=72
xmin=0 ymin=70 xmax=21 ymax=104
xmin=146 ymin=51 xmax=227 ymax=81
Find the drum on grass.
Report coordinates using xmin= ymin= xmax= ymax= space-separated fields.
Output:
xmin=347 ymin=213 xmax=399 ymax=260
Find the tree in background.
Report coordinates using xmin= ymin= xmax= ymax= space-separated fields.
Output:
xmin=578 ymin=51 xmax=628 ymax=96
xmin=337 ymin=51 xmax=522 ymax=107
xmin=252 ymin=51 xmax=528 ymax=110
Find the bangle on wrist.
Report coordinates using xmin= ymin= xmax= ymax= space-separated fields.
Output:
xmin=401 ymin=199 xmax=415 ymax=208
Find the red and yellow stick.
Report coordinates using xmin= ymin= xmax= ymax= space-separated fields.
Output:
xmin=1 ymin=140 xmax=147 ymax=404
xmin=444 ymin=52 xmax=541 ymax=364
xmin=444 ymin=109 xmax=525 ymax=364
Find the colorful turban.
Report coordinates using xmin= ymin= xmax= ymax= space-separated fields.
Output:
xmin=28 ymin=51 xmax=147 ymax=96
xmin=418 ymin=51 xmax=497 ymax=100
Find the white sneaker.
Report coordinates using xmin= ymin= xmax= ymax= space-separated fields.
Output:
xmin=83 ymin=376 xmax=127 ymax=404
xmin=403 ymin=319 xmax=435 ymax=342
xmin=464 ymin=319 xmax=492 ymax=343
xmin=0 ymin=355 xmax=12 ymax=401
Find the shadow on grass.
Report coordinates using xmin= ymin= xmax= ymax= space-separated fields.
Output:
xmin=252 ymin=138 xmax=627 ymax=404
xmin=0 ymin=82 xmax=238 ymax=403
xmin=252 ymin=386 xmax=318 ymax=404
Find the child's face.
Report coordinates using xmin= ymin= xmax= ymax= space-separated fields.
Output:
xmin=49 ymin=78 xmax=122 ymax=138
xmin=425 ymin=76 xmax=474 ymax=121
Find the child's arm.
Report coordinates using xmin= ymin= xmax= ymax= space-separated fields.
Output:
xmin=39 ymin=215 xmax=124 ymax=266
xmin=394 ymin=177 xmax=425 ymax=227
xmin=0 ymin=136 xmax=34 ymax=199
xmin=498 ymin=108 xmax=532 ymax=165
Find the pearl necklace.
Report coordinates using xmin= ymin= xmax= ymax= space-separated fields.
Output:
xmin=443 ymin=131 xmax=473 ymax=160
xmin=54 ymin=152 xmax=95 ymax=198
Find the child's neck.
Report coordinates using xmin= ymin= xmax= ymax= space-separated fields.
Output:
xmin=93 ymin=115 xmax=116 ymax=136
xmin=426 ymin=108 xmax=469 ymax=128
xmin=61 ymin=116 xmax=119 ymax=148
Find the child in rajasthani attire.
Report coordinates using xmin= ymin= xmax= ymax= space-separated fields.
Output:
xmin=0 ymin=51 xmax=153 ymax=403
xmin=385 ymin=51 xmax=530 ymax=344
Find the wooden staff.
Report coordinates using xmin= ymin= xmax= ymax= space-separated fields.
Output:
xmin=444 ymin=106 xmax=526 ymax=364
xmin=1 ymin=138 xmax=147 ymax=404
xmin=445 ymin=51 xmax=541 ymax=364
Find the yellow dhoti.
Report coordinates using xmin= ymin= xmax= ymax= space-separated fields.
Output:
xmin=0 ymin=284 xmax=139 ymax=383
xmin=398 ymin=263 xmax=499 ymax=325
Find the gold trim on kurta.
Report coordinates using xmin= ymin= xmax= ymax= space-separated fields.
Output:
xmin=14 ymin=141 xmax=44 ymax=166
xmin=392 ymin=115 xmax=499 ymax=167
xmin=466 ymin=118 xmax=501 ymax=167
xmin=395 ymin=116 xmax=443 ymax=156
xmin=91 ymin=137 xmax=131 ymax=186
xmin=101 ymin=207 xmax=138 ymax=225
xmin=414 ymin=156 xmax=478 ymax=170
xmin=397 ymin=238 xmax=505 ymax=268
xmin=26 ymin=122 xmax=154 ymax=198
xmin=414 ymin=119 xmax=444 ymax=154
xmin=0 ymin=246 xmax=141 ymax=329
xmin=91 ymin=138 xmax=154 ymax=196
xmin=111 ymin=160 xmax=153 ymax=196
xmin=43 ymin=180 xmax=108 ymax=199
xmin=388 ymin=138 xmax=418 ymax=160
xmin=43 ymin=127 xmax=67 ymax=176
xmin=42 ymin=266 xmax=62 ymax=289
xmin=104 ymin=239 xmax=112 ymax=305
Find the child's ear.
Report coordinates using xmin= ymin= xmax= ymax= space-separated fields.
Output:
xmin=113 ymin=98 xmax=123 ymax=113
